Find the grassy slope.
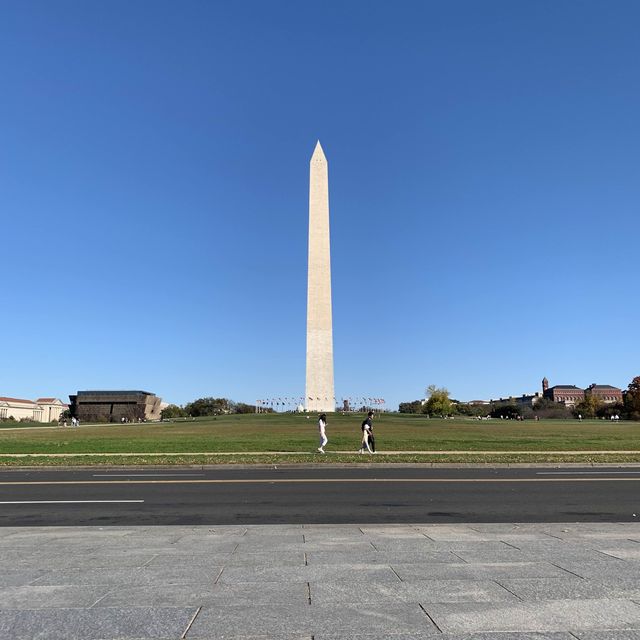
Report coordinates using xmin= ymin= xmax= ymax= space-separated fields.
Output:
xmin=0 ymin=413 xmax=638 ymax=466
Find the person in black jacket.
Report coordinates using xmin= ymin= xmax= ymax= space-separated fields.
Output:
xmin=358 ymin=411 xmax=376 ymax=454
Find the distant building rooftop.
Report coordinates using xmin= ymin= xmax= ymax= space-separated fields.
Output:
xmin=77 ymin=390 xmax=154 ymax=396
xmin=548 ymin=385 xmax=582 ymax=390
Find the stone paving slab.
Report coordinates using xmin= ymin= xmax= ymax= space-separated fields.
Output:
xmin=308 ymin=602 xmax=440 ymax=636
xmin=439 ymin=634 xmax=575 ymax=640
xmin=218 ymin=562 xmax=399 ymax=583
xmin=32 ymin=565 xmax=225 ymax=586
xmin=1 ymin=523 xmax=640 ymax=639
xmin=311 ymin=578 xmax=519 ymax=605
xmin=0 ymin=569 xmax=47 ymax=587
xmin=188 ymin=602 xmax=440 ymax=638
xmin=599 ymin=547 xmax=640 ymax=559
xmin=0 ymin=585 xmax=110 ymax=609
xmin=550 ymin=559 xmax=640 ymax=579
xmin=0 ymin=606 xmax=197 ymax=640
xmin=317 ymin=634 xmax=575 ymax=640
xmin=574 ymin=632 xmax=640 ymax=639
xmin=392 ymin=561 xmax=571 ymax=581
xmin=186 ymin=603 xmax=313 ymax=637
xmin=424 ymin=598 xmax=640 ymax=633
xmin=0 ymin=551 xmax=159 ymax=570
xmin=306 ymin=549 xmax=459 ymax=565
xmin=498 ymin=577 xmax=640 ymax=601
xmin=97 ymin=582 xmax=309 ymax=607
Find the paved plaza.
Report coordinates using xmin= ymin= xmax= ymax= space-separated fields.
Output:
xmin=1 ymin=523 xmax=640 ymax=639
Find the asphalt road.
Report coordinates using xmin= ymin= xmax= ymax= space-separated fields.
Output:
xmin=1 ymin=466 xmax=639 ymax=526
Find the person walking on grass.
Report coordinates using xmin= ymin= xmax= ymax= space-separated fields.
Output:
xmin=317 ymin=413 xmax=328 ymax=453
xmin=359 ymin=411 xmax=376 ymax=454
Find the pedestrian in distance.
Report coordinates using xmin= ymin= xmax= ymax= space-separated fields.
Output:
xmin=359 ymin=411 xmax=376 ymax=454
xmin=317 ymin=413 xmax=328 ymax=453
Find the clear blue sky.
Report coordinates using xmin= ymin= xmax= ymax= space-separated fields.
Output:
xmin=2 ymin=0 xmax=639 ymax=409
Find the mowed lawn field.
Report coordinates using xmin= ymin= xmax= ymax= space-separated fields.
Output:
xmin=0 ymin=413 xmax=639 ymax=465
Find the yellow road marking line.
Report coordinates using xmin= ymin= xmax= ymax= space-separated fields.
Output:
xmin=1 ymin=477 xmax=640 ymax=486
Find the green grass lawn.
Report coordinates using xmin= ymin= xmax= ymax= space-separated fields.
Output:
xmin=0 ymin=413 xmax=638 ymax=465
xmin=0 ymin=421 xmax=58 ymax=430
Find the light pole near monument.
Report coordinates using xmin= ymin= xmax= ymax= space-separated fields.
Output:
xmin=305 ymin=141 xmax=335 ymax=413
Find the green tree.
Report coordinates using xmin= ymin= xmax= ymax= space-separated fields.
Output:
xmin=399 ymin=400 xmax=423 ymax=414
xmin=184 ymin=397 xmax=230 ymax=417
xmin=530 ymin=397 xmax=572 ymax=419
xmin=574 ymin=395 xmax=602 ymax=419
xmin=424 ymin=385 xmax=452 ymax=417
xmin=624 ymin=376 xmax=640 ymax=420
xmin=597 ymin=402 xmax=624 ymax=419
xmin=490 ymin=403 xmax=521 ymax=419
xmin=161 ymin=404 xmax=186 ymax=419
xmin=456 ymin=403 xmax=490 ymax=417
xmin=234 ymin=403 xmax=256 ymax=414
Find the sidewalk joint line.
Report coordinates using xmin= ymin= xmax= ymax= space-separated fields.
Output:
xmin=181 ymin=606 xmax=201 ymax=639
xmin=370 ymin=541 xmax=378 ymax=551
xmin=595 ymin=549 xmax=624 ymax=560
xmin=419 ymin=603 xmax=442 ymax=633
xmin=141 ymin=554 xmax=159 ymax=567
xmin=494 ymin=579 xmax=523 ymax=601
xmin=450 ymin=551 xmax=467 ymax=563
xmin=389 ymin=566 xmax=404 ymax=582
xmin=304 ymin=552 xmax=308 ymax=566
xmin=306 ymin=582 xmax=312 ymax=605
xmin=501 ymin=540 xmax=521 ymax=550
xmin=550 ymin=562 xmax=585 ymax=579
xmin=89 ymin=592 xmax=112 ymax=608
xmin=214 ymin=567 xmax=224 ymax=584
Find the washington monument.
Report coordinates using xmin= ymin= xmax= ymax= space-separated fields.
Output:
xmin=305 ymin=141 xmax=335 ymax=413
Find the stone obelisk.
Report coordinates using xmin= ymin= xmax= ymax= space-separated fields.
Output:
xmin=305 ymin=141 xmax=335 ymax=413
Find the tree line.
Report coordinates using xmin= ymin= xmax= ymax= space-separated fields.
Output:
xmin=160 ymin=397 xmax=265 ymax=419
xmin=399 ymin=377 xmax=640 ymax=420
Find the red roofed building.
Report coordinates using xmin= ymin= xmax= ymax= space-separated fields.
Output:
xmin=542 ymin=381 xmax=585 ymax=407
xmin=584 ymin=384 xmax=623 ymax=404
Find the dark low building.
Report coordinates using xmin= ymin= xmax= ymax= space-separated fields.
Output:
xmin=69 ymin=390 xmax=162 ymax=422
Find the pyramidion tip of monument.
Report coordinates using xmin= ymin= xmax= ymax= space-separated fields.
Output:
xmin=311 ymin=139 xmax=326 ymax=161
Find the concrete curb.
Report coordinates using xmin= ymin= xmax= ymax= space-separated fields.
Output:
xmin=2 ymin=450 xmax=640 ymax=457
xmin=1 ymin=462 xmax=640 ymax=472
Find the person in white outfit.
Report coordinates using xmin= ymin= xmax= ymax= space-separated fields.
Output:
xmin=359 ymin=412 xmax=375 ymax=454
xmin=317 ymin=413 xmax=328 ymax=453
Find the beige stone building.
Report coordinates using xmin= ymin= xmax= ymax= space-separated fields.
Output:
xmin=0 ymin=397 xmax=68 ymax=423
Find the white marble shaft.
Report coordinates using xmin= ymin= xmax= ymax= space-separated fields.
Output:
xmin=305 ymin=141 xmax=335 ymax=413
